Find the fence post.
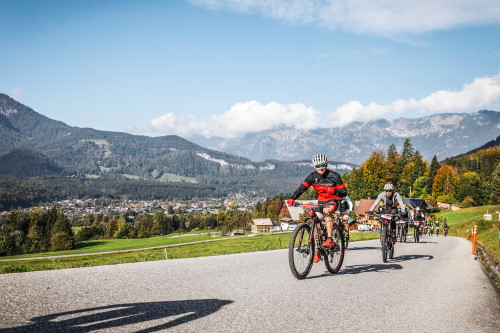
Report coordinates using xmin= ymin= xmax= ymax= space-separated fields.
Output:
xmin=471 ymin=221 xmax=478 ymax=254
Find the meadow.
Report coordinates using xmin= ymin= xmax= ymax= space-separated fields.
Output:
xmin=0 ymin=230 xmax=379 ymax=273
xmin=1 ymin=205 xmax=497 ymax=274
xmin=436 ymin=205 xmax=499 ymax=262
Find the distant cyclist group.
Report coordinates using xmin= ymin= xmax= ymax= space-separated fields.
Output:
xmin=287 ymin=153 xmax=443 ymax=279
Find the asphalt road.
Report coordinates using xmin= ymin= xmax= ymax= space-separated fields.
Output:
xmin=0 ymin=235 xmax=498 ymax=332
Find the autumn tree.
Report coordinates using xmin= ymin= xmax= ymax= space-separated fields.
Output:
xmin=432 ymin=165 xmax=458 ymax=202
xmin=362 ymin=151 xmax=389 ymax=198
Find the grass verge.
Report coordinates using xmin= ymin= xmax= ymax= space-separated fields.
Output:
xmin=436 ymin=205 xmax=499 ymax=264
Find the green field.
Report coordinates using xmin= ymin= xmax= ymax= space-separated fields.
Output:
xmin=0 ymin=230 xmax=379 ymax=274
xmin=436 ymin=205 xmax=499 ymax=262
xmin=2 ymin=205 xmax=498 ymax=275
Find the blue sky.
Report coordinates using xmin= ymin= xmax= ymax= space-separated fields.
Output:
xmin=1 ymin=0 xmax=500 ymax=138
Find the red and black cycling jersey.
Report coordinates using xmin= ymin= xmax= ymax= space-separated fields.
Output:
xmin=290 ymin=169 xmax=347 ymax=202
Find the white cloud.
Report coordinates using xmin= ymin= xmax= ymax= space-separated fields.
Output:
xmin=10 ymin=88 xmax=22 ymax=101
xmin=188 ymin=0 xmax=500 ymax=36
xmin=328 ymin=73 xmax=500 ymax=127
xmin=151 ymin=73 xmax=500 ymax=138
xmin=150 ymin=100 xmax=320 ymax=138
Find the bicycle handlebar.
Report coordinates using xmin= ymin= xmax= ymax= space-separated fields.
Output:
xmin=292 ymin=202 xmax=351 ymax=215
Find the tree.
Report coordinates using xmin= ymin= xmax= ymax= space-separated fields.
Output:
xmin=362 ymin=151 xmax=389 ymax=198
xmin=432 ymin=165 xmax=458 ymax=199
xmin=105 ymin=219 xmax=119 ymax=238
xmin=412 ymin=176 xmax=428 ymax=198
xmin=386 ymin=144 xmax=399 ymax=185
xmin=401 ymin=138 xmax=415 ymax=163
xmin=400 ymin=162 xmax=415 ymax=197
xmin=427 ymin=156 xmax=440 ymax=194
xmin=454 ymin=171 xmax=483 ymax=205
xmin=344 ymin=167 xmax=366 ymax=200
xmin=491 ymin=163 xmax=500 ymax=204
xmin=114 ymin=219 xmax=136 ymax=239
xmin=50 ymin=232 xmax=74 ymax=251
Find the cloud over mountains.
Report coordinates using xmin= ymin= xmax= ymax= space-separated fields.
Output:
xmin=151 ymin=73 xmax=500 ymax=138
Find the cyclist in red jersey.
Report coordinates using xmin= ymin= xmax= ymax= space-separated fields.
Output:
xmin=287 ymin=154 xmax=348 ymax=261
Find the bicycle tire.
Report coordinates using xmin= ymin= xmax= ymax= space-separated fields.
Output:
xmin=324 ymin=224 xmax=345 ymax=274
xmin=343 ymin=224 xmax=349 ymax=249
xmin=381 ymin=226 xmax=388 ymax=263
xmin=389 ymin=235 xmax=394 ymax=259
xmin=288 ymin=223 xmax=314 ymax=279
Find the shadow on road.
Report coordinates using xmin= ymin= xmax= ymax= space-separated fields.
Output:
xmin=346 ymin=246 xmax=380 ymax=251
xmin=339 ymin=263 xmax=403 ymax=275
xmin=306 ymin=263 xmax=403 ymax=279
xmin=392 ymin=254 xmax=434 ymax=262
xmin=1 ymin=299 xmax=233 ymax=332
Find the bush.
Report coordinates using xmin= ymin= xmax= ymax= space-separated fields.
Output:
xmin=114 ymin=224 xmax=136 ymax=239
xmin=49 ymin=232 xmax=74 ymax=251
xmin=1 ymin=265 xmax=29 ymax=273
xmin=424 ymin=197 xmax=437 ymax=208
xmin=460 ymin=196 xmax=476 ymax=208
xmin=436 ymin=194 xmax=456 ymax=204
xmin=75 ymin=226 xmax=103 ymax=242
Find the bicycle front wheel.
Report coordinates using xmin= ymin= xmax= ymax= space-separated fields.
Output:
xmin=324 ymin=225 xmax=345 ymax=274
xmin=288 ymin=223 xmax=314 ymax=279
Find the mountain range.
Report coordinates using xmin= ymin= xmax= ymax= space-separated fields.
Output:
xmin=0 ymin=93 xmax=355 ymax=208
xmin=1 ymin=92 xmax=499 ymax=209
xmin=191 ymin=111 xmax=500 ymax=164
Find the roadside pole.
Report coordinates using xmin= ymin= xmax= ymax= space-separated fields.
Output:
xmin=471 ymin=221 xmax=478 ymax=255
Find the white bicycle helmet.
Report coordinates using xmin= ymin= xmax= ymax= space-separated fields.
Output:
xmin=312 ymin=154 xmax=327 ymax=165
xmin=384 ymin=183 xmax=394 ymax=191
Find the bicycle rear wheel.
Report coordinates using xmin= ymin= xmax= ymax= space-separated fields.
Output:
xmin=389 ymin=235 xmax=394 ymax=259
xmin=288 ymin=223 xmax=314 ymax=279
xmin=324 ymin=224 xmax=345 ymax=274
xmin=381 ymin=226 xmax=388 ymax=263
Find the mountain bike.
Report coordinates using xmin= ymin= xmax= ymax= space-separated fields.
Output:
xmin=443 ymin=226 xmax=448 ymax=237
xmin=413 ymin=220 xmax=423 ymax=243
xmin=288 ymin=203 xmax=345 ymax=279
xmin=396 ymin=219 xmax=407 ymax=243
xmin=370 ymin=212 xmax=399 ymax=263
